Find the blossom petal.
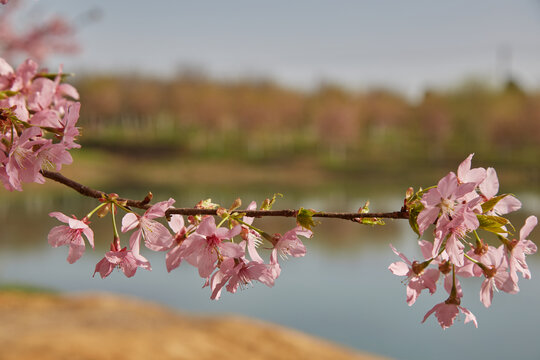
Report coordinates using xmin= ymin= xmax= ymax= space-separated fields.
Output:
xmin=480 ymin=278 xmax=494 ymax=308
xmin=437 ymin=172 xmax=458 ymax=199
xmin=168 ymin=214 xmax=185 ymax=233
xmin=457 ymin=154 xmax=474 ymax=180
xmin=197 ymin=216 xmax=216 ymax=237
xmin=141 ymin=219 xmax=172 ymax=251
xmin=389 ymin=244 xmax=411 ymax=265
xmin=197 ymin=250 xmax=217 ymax=278
xmin=121 ymin=213 xmax=140 ymax=232
xmin=68 ymin=218 xmax=87 ymax=230
xmin=435 ymin=304 xmax=459 ymax=329
xmin=67 ymin=242 xmax=85 ymax=264
xmin=417 ymin=207 xmax=440 ymax=235
xmin=165 ymin=245 xmax=183 ymax=272
xmin=215 ymin=224 xmax=241 ymax=240
xmin=520 ymin=216 xmax=537 ymax=241
xmin=128 ymin=230 xmax=143 ymax=258
xmin=49 ymin=211 xmax=71 ymax=224
xmin=479 ymin=167 xmax=499 ymax=199
xmin=459 ymin=306 xmax=478 ymax=328
xmin=493 ymin=196 xmax=521 ymax=215
xmin=145 ymin=198 xmax=175 ymax=219
xmin=388 ymin=261 xmax=409 ymax=276
xmin=47 ymin=225 xmax=72 ymax=247
xmin=82 ymin=227 xmax=94 ymax=248
xmin=220 ymin=242 xmax=244 ymax=258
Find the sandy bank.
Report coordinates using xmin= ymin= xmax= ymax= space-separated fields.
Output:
xmin=0 ymin=291 xmax=390 ymax=360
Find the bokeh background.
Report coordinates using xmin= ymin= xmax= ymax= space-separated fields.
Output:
xmin=1 ymin=1 xmax=539 ymax=359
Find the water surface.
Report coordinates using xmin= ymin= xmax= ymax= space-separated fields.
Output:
xmin=1 ymin=187 xmax=539 ymax=360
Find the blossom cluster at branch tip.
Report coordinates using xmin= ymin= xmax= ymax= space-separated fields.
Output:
xmin=0 ymin=57 xmax=80 ymax=191
xmin=390 ymin=153 xmax=536 ymax=329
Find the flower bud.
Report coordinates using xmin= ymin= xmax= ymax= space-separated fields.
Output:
xmin=229 ymin=198 xmax=242 ymax=211
xmin=141 ymin=192 xmax=153 ymax=205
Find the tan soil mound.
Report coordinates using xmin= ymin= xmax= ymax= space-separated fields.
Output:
xmin=0 ymin=291 xmax=390 ymax=360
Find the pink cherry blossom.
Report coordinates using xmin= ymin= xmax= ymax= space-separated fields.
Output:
xmin=271 ymin=226 xmax=312 ymax=261
xmin=0 ymin=9 xmax=78 ymax=62
xmin=388 ymin=243 xmax=439 ymax=305
xmin=478 ymin=245 xmax=518 ymax=308
xmin=182 ymin=216 xmax=243 ymax=278
xmin=432 ymin=201 xmax=480 ymax=266
xmin=60 ymin=102 xmax=81 ymax=149
xmin=94 ymin=242 xmax=151 ymax=278
xmin=121 ymin=198 xmax=175 ymax=257
xmin=4 ymin=127 xmax=46 ymax=191
xmin=0 ymin=58 xmax=37 ymax=93
xmin=417 ymin=171 xmax=476 ymax=235
xmin=479 ymin=167 xmax=521 ymax=215
xmin=165 ymin=214 xmax=191 ymax=272
xmin=268 ymin=249 xmax=281 ymax=280
xmin=48 ymin=211 xmax=94 ymax=264
xmin=241 ymin=201 xmax=264 ymax=262
xmin=36 ymin=140 xmax=73 ymax=171
xmin=0 ymin=57 xmax=81 ymax=191
xmin=209 ymin=256 xmax=276 ymax=300
xmin=27 ymin=77 xmax=56 ymax=112
xmin=419 ymin=240 xmax=466 ymax=296
xmin=422 ymin=298 xmax=478 ymax=329
xmin=457 ymin=153 xmax=486 ymax=186
xmin=506 ymin=215 xmax=537 ymax=283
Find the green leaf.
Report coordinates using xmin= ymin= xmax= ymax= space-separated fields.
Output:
xmin=196 ymin=199 xmax=219 ymax=209
xmin=481 ymin=194 xmax=509 ymax=213
xmin=260 ymin=193 xmax=283 ymax=211
xmin=359 ymin=217 xmax=385 ymax=226
xmin=296 ymin=207 xmax=319 ymax=230
xmin=477 ymin=214 xmax=509 ymax=234
xmin=36 ymin=72 xmax=73 ymax=81
xmin=358 ymin=201 xmax=370 ymax=214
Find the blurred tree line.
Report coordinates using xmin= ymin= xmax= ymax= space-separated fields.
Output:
xmin=75 ymin=72 xmax=539 ymax=170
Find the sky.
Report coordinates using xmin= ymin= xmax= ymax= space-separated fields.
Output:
xmin=7 ymin=0 xmax=540 ymax=98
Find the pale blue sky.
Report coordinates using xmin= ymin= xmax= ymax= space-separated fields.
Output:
xmin=9 ymin=0 xmax=540 ymax=98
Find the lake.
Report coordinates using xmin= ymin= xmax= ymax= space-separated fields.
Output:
xmin=1 ymin=183 xmax=539 ymax=360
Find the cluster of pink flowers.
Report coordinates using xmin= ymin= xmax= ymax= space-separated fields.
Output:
xmin=49 ymin=197 xmax=312 ymax=300
xmin=390 ymin=154 xmax=537 ymax=329
xmin=0 ymin=57 xmax=80 ymax=191
xmin=0 ymin=0 xmax=78 ymax=62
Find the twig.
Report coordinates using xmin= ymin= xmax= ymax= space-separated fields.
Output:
xmin=40 ymin=170 xmax=409 ymax=220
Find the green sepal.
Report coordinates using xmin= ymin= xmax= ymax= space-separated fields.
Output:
xmin=260 ymin=193 xmax=283 ymax=211
xmin=407 ymin=202 xmax=424 ymax=237
xmin=481 ymin=194 xmax=509 ymax=213
xmin=477 ymin=214 xmax=510 ymax=234
xmin=296 ymin=207 xmax=319 ymax=230
xmin=0 ymin=90 xmax=18 ymax=100
xmin=408 ymin=186 xmax=433 ymax=203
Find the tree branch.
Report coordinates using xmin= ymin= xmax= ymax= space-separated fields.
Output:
xmin=40 ymin=170 xmax=409 ymax=221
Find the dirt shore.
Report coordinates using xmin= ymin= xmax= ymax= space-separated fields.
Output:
xmin=0 ymin=291 xmax=390 ymax=360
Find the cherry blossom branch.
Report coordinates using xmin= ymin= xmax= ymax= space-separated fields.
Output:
xmin=40 ymin=170 xmax=409 ymax=220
